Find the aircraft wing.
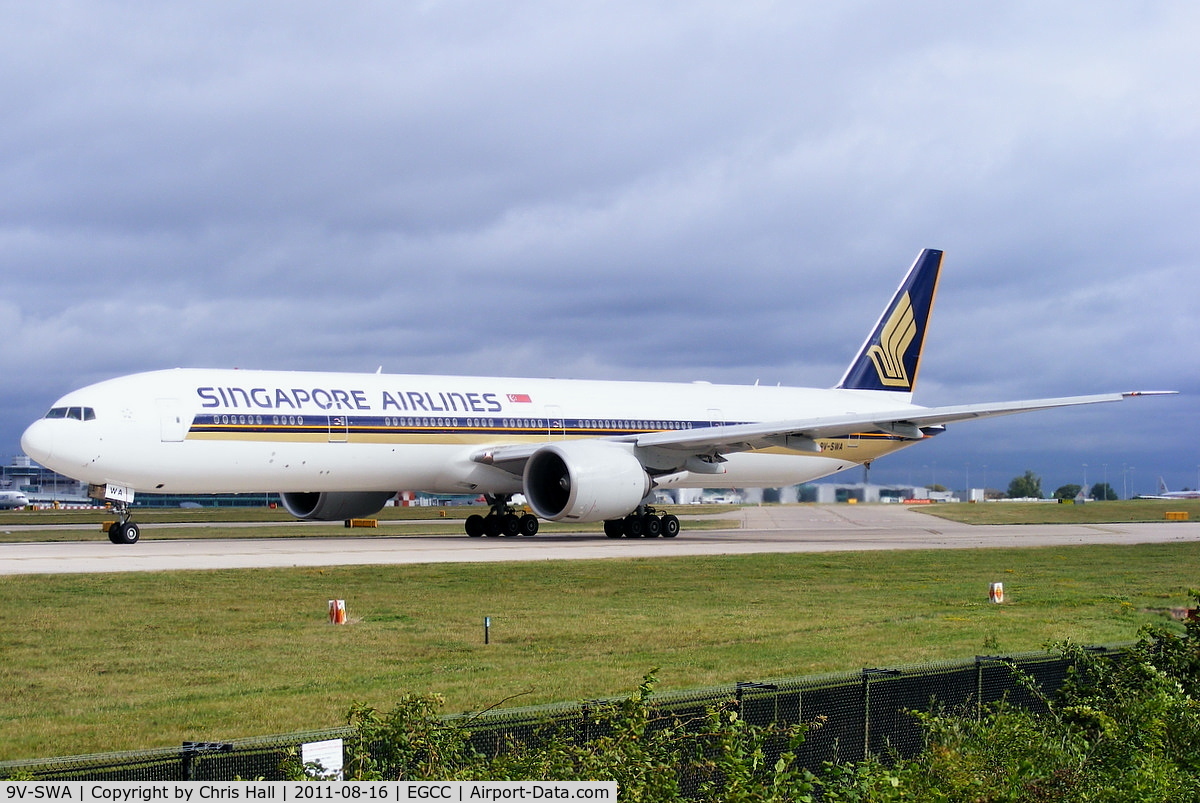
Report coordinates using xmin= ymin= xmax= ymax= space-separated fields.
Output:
xmin=473 ymin=391 xmax=1173 ymax=476
xmin=633 ymin=391 xmax=1172 ymax=454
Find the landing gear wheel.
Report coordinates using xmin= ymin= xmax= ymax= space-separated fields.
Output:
xmin=108 ymin=520 xmax=140 ymax=545
xmin=604 ymin=520 xmax=624 ymax=539
xmin=471 ymin=494 xmax=539 ymax=538
xmin=642 ymin=514 xmax=662 ymax=538
xmin=661 ymin=514 xmax=680 ymax=538
xmin=623 ymin=514 xmax=644 ymax=538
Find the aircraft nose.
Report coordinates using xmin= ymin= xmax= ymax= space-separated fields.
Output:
xmin=20 ymin=419 xmax=55 ymax=465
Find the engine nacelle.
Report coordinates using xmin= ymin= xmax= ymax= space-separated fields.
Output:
xmin=279 ymin=491 xmax=396 ymax=521
xmin=523 ymin=441 xmax=651 ymax=522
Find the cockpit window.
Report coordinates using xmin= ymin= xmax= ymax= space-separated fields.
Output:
xmin=45 ymin=406 xmax=96 ymax=421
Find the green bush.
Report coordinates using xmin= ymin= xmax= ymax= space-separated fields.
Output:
xmin=338 ymin=671 xmax=818 ymax=801
xmin=817 ymin=595 xmax=1200 ymax=802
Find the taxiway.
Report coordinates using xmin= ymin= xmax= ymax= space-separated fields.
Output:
xmin=2 ymin=505 xmax=1198 ymax=575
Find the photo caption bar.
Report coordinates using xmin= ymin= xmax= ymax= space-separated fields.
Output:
xmin=1 ymin=783 xmax=617 ymax=803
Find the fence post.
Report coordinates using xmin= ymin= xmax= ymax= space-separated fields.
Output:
xmin=974 ymin=656 xmax=986 ymax=721
xmin=975 ymin=656 xmax=1007 ymax=721
xmin=735 ymin=682 xmax=780 ymax=725
xmin=861 ymin=669 xmax=900 ymax=761
xmin=180 ymin=742 xmax=232 ymax=781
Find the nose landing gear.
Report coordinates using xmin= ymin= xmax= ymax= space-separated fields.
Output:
xmin=107 ymin=508 xmax=141 ymax=544
xmin=89 ymin=484 xmax=141 ymax=545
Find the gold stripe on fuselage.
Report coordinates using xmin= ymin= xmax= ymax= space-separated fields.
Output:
xmin=187 ymin=425 xmax=925 ymax=463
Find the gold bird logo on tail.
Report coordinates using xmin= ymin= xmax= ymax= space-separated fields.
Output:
xmin=867 ymin=292 xmax=917 ymax=388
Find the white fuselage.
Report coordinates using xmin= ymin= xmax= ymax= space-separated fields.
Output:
xmin=0 ymin=491 xmax=30 ymax=509
xmin=21 ymin=368 xmax=925 ymax=496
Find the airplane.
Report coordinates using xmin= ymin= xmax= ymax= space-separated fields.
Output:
xmin=20 ymin=248 xmax=1174 ymax=545
xmin=1136 ymin=478 xmax=1200 ymax=500
xmin=0 ymin=490 xmax=30 ymax=509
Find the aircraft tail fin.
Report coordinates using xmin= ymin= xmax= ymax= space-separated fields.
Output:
xmin=836 ymin=248 xmax=943 ymax=396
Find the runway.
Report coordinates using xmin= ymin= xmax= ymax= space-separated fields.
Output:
xmin=2 ymin=505 xmax=1198 ymax=575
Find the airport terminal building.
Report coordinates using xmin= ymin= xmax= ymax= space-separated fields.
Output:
xmin=2 ymin=455 xmax=278 ymax=509
xmin=2 ymin=454 xmax=87 ymax=504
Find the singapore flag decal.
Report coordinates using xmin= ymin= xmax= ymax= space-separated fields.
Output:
xmin=507 ymin=393 xmax=532 ymax=404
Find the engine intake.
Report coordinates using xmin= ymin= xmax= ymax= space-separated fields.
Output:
xmin=279 ymin=491 xmax=396 ymax=521
xmin=524 ymin=441 xmax=650 ymax=522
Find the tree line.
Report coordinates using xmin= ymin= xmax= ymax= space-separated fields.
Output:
xmin=1003 ymin=469 xmax=1119 ymax=500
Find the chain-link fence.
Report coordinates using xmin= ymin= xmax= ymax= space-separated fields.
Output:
xmin=0 ymin=647 xmax=1120 ymax=782
xmin=0 ymin=730 xmax=352 ymax=782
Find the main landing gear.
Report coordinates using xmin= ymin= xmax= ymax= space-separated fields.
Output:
xmin=603 ymin=506 xmax=680 ymax=539
xmin=464 ymin=494 xmax=540 ymax=538
xmin=107 ymin=505 xmax=140 ymax=545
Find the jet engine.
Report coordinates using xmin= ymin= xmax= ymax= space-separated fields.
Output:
xmin=279 ymin=491 xmax=397 ymax=521
xmin=523 ymin=441 xmax=650 ymax=522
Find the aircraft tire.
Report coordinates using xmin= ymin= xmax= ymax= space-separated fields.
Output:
xmin=603 ymin=520 xmax=624 ymax=538
xmin=484 ymin=515 xmax=503 ymax=537
xmin=519 ymin=514 xmax=539 ymax=536
xmin=502 ymin=513 xmax=522 ymax=537
xmin=109 ymin=521 xmax=140 ymax=545
xmin=623 ymin=514 xmax=644 ymax=538
xmin=661 ymin=514 xmax=680 ymax=538
xmin=465 ymin=514 xmax=485 ymax=537
xmin=642 ymin=514 xmax=662 ymax=538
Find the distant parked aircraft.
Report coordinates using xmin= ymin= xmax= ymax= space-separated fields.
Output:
xmin=1137 ymin=478 xmax=1200 ymax=500
xmin=0 ymin=490 xmax=30 ymax=509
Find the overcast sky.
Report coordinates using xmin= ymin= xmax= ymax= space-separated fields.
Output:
xmin=3 ymin=2 xmax=1197 ymax=496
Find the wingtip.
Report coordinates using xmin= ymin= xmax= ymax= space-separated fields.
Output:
xmin=1122 ymin=390 xmax=1179 ymax=398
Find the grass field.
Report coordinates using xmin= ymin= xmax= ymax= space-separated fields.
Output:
xmin=2 ymin=539 xmax=1198 ymax=761
xmin=914 ymin=498 xmax=1200 ymax=525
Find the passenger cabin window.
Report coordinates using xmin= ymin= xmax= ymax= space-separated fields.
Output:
xmin=45 ymin=406 xmax=95 ymax=421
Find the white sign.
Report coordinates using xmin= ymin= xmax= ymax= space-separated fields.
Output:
xmin=105 ymin=484 xmax=135 ymax=504
xmin=301 ymin=737 xmax=344 ymax=779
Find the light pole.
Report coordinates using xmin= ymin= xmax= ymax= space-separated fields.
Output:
xmin=1083 ymin=463 xmax=1088 ymax=499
